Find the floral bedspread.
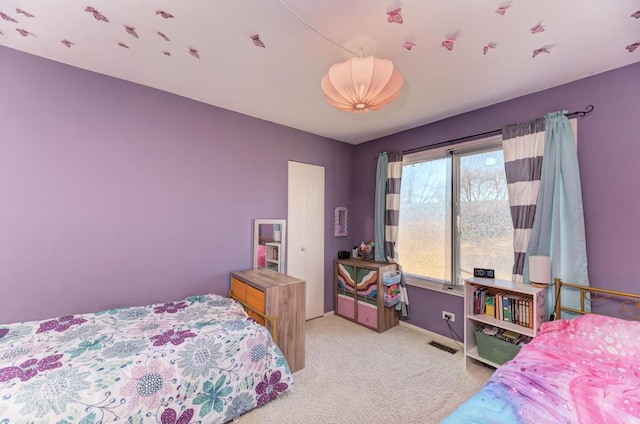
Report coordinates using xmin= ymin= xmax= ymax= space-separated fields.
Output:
xmin=0 ymin=294 xmax=292 ymax=424
xmin=444 ymin=314 xmax=640 ymax=423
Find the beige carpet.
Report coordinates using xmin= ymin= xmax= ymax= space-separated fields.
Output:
xmin=240 ymin=314 xmax=493 ymax=424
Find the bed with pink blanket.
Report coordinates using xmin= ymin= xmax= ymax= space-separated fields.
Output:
xmin=445 ymin=282 xmax=640 ymax=423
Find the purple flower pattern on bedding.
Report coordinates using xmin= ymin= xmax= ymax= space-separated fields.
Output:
xmin=150 ymin=329 xmax=197 ymax=346
xmin=0 ymin=354 xmax=63 ymax=382
xmin=0 ymin=293 xmax=292 ymax=423
xmin=444 ymin=314 xmax=640 ymax=423
xmin=154 ymin=301 xmax=188 ymax=314
xmin=256 ymin=370 xmax=289 ymax=406
xmin=160 ymin=407 xmax=194 ymax=424
xmin=36 ymin=315 xmax=87 ymax=333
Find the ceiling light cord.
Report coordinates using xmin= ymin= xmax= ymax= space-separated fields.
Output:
xmin=277 ymin=0 xmax=359 ymax=56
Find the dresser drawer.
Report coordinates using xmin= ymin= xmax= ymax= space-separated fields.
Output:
xmin=246 ymin=285 xmax=265 ymax=313
xmin=230 ymin=277 xmax=247 ymax=300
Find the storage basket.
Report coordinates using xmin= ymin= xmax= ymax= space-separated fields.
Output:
xmin=475 ymin=329 xmax=522 ymax=365
xmin=359 ymin=250 xmax=374 ymax=261
xmin=383 ymin=293 xmax=400 ymax=307
xmin=383 ymin=270 xmax=402 ymax=285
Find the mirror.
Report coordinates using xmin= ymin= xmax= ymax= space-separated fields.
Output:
xmin=253 ymin=219 xmax=286 ymax=273
xmin=334 ymin=207 xmax=348 ymax=237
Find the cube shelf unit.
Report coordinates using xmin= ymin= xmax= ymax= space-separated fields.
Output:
xmin=334 ymin=259 xmax=399 ymax=333
xmin=464 ymin=277 xmax=547 ymax=369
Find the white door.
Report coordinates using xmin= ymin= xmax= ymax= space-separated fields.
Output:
xmin=288 ymin=161 xmax=325 ymax=320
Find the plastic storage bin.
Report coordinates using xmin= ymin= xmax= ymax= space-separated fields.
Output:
xmin=474 ymin=329 xmax=522 ymax=365
xmin=383 ymin=293 xmax=400 ymax=307
xmin=383 ymin=270 xmax=402 ymax=285
xmin=382 ymin=270 xmax=401 ymax=307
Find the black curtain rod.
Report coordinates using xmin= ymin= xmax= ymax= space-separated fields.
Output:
xmin=401 ymin=104 xmax=595 ymax=156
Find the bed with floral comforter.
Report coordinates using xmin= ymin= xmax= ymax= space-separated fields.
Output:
xmin=443 ymin=314 xmax=640 ymax=423
xmin=0 ymin=294 xmax=292 ymax=423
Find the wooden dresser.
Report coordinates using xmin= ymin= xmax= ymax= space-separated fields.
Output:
xmin=334 ymin=259 xmax=399 ymax=333
xmin=230 ymin=268 xmax=306 ymax=372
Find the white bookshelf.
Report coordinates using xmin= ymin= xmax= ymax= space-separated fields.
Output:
xmin=464 ymin=277 xmax=546 ymax=369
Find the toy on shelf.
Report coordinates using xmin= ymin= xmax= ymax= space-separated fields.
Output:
xmin=358 ymin=241 xmax=375 ymax=261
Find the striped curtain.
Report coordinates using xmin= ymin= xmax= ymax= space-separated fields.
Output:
xmin=375 ymin=152 xmax=410 ymax=320
xmin=502 ymin=119 xmax=546 ymax=283
xmin=384 ymin=152 xmax=403 ymax=260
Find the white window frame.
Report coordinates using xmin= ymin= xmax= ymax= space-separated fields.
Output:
xmin=399 ymin=135 xmax=508 ymax=293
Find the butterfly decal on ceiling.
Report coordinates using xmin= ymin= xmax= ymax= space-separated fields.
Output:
xmin=85 ymin=7 xmax=109 ymax=22
xmin=124 ymin=25 xmax=139 ymax=39
xmin=117 ymin=42 xmax=130 ymax=49
xmin=402 ymin=41 xmax=416 ymax=51
xmin=162 ymin=51 xmax=171 ymax=56
xmin=626 ymin=42 xmax=639 ymax=53
xmin=61 ymin=39 xmax=74 ymax=48
xmin=15 ymin=28 xmax=33 ymax=37
xmin=495 ymin=5 xmax=511 ymax=16
xmin=0 ymin=11 xmax=18 ymax=23
xmin=387 ymin=8 xmax=403 ymax=24
xmin=532 ymin=47 xmax=551 ymax=58
xmin=250 ymin=34 xmax=265 ymax=48
xmin=631 ymin=11 xmax=640 ymax=19
xmin=495 ymin=1 xmax=513 ymax=16
xmin=483 ymin=42 xmax=497 ymax=55
xmin=16 ymin=9 xmax=34 ymax=18
xmin=442 ymin=40 xmax=454 ymax=51
xmin=157 ymin=31 xmax=170 ymax=42
xmin=156 ymin=10 xmax=174 ymax=19
xmin=530 ymin=23 xmax=545 ymax=34
xmin=189 ymin=48 xmax=200 ymax=59
xmin=442 ymin=32 xmax=460 ymax=51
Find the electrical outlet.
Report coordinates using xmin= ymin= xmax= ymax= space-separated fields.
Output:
xmin=442 ymin=311 xmax=456 ymax=322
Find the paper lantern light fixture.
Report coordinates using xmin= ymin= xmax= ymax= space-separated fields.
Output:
xmin=321 ymin=56 xmax=404 ymax=112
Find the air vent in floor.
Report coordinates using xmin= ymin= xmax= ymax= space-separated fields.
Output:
xmin=428 ymin=340 xmax=458 ymax=354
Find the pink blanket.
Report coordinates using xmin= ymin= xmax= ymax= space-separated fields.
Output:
xmin=445 ymin=314 xmax=640 ymax=423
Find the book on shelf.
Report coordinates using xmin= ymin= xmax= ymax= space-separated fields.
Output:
xmin=472 ymin=287 xmax=489 ymax=315
xmin=491 ymin=293 xmax=533 ymax=329
xmin=472 ymin=285 xmax=536 ymax=329
xmin=479 ymin=325 xmax=533 ymax=346
xmin=484 ymin=295 xmax=495 ymax=317
xmin=502 ymin=330 xmax=520 ymax=342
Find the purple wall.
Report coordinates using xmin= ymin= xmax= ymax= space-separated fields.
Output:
xmin=0 ymin=46 xmax=355 ymax=324
xmin=353 ymin=62 xmax=640 ymax=337
xmin=2 ymin=43 xmax=638 ymax=337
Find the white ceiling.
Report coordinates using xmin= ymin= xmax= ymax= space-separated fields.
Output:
xmin=1 ymin=0 xmax=639 ymax=144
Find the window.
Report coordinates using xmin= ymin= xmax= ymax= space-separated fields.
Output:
xmin=398 ymin=137 xmax=513 ymax=287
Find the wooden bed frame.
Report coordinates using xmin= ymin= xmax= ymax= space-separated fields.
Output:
xmin=554 ymin=278 xmax=640 ymax=319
